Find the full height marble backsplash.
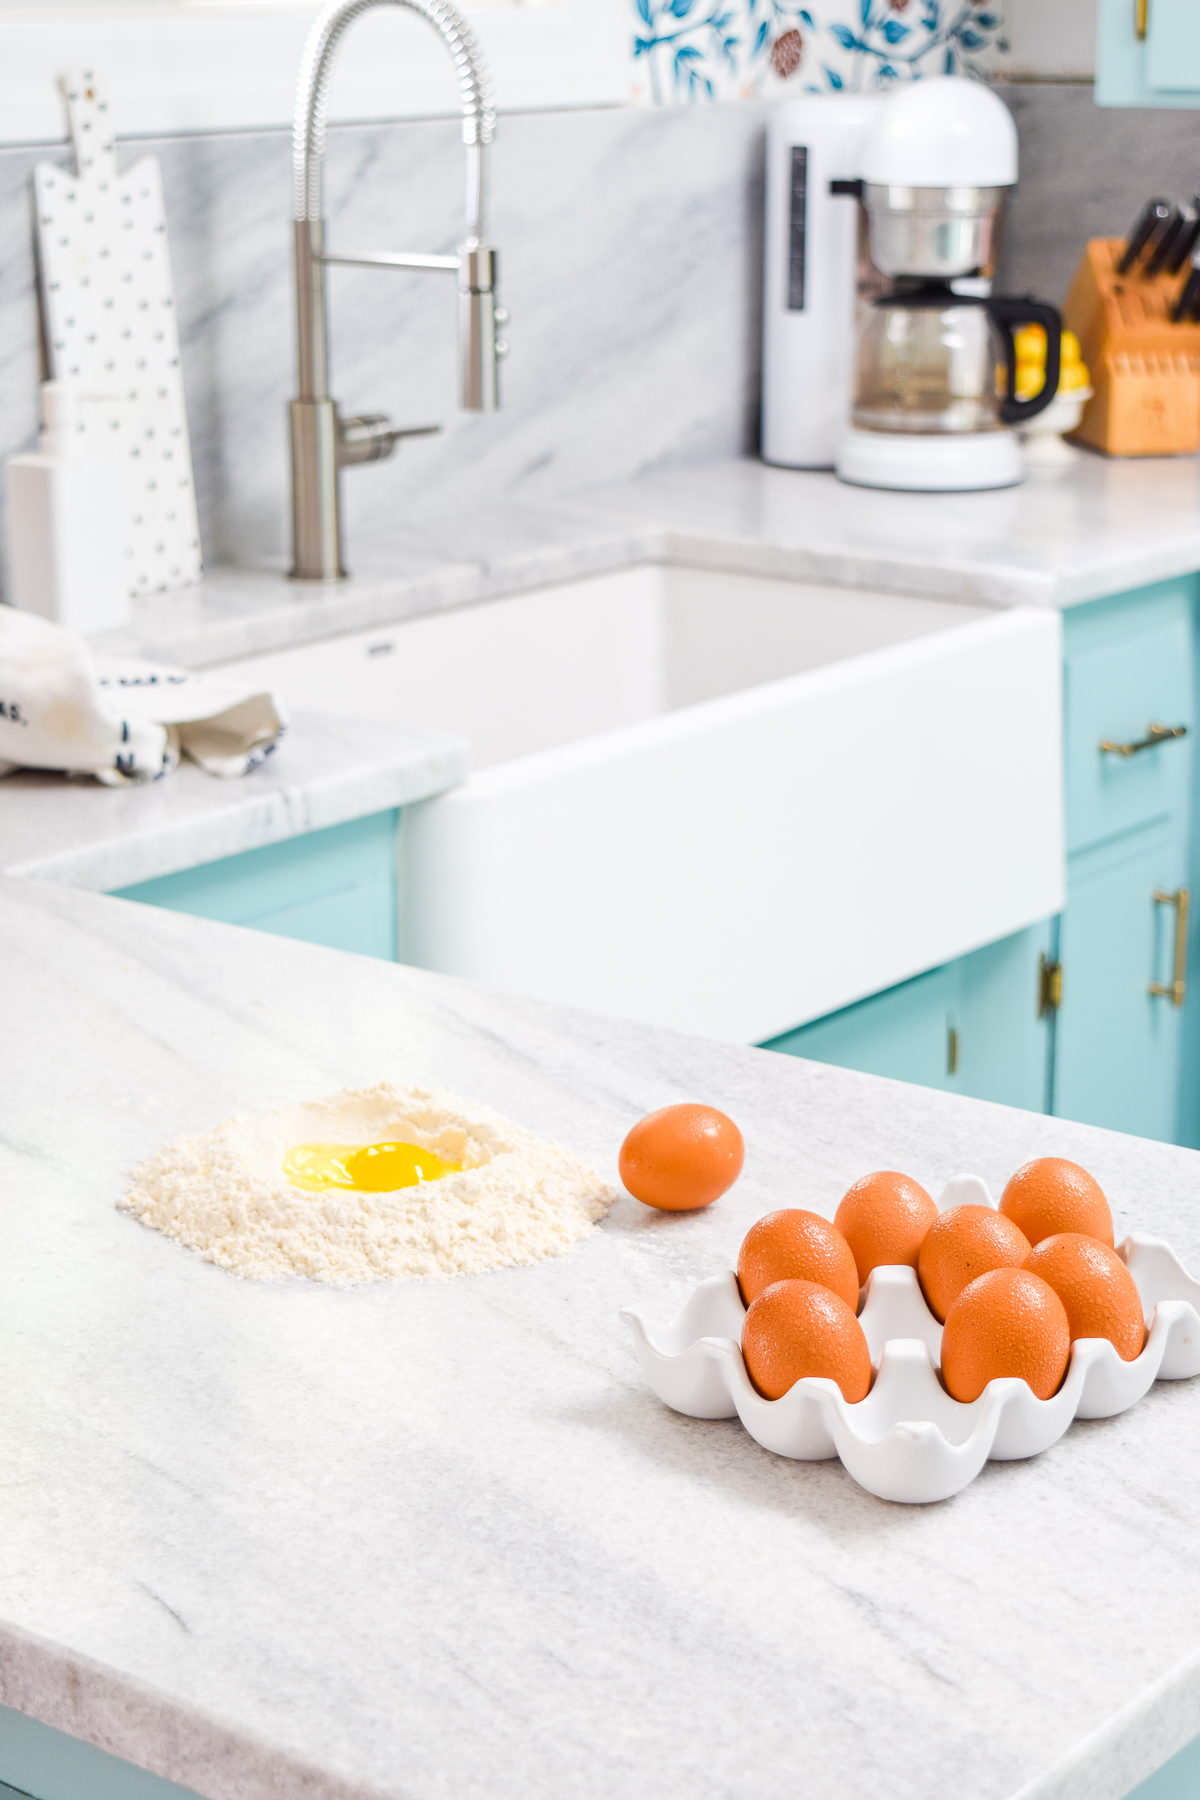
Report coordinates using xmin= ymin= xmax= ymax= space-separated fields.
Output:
xmin=1 ymin=85 xmax=1200 ymax=592
xmin=0 ymin=102 xmax=768 ymax=585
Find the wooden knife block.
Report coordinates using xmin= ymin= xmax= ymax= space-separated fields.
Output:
xmin=1063 ymin=238 xmax=1200 ymax=456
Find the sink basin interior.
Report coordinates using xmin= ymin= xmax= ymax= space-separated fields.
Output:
xmin=223 ymin=565 xmax=989 ymax=771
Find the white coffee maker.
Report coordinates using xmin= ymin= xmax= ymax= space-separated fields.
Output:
xmin=760 ymin=78 xmax=1061 ymax=492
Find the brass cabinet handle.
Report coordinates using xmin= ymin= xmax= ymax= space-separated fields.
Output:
xmin=1150 ymin=886 xmax=1190 ymax=1005
xmin=1135 ymin=0 xmax=1148 ymax=38
xmin=1099 ymin=721 xmax=1187 ymax=756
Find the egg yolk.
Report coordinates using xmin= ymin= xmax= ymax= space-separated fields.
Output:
xmin=283 ymin=1141 xmax=461 ymax=1193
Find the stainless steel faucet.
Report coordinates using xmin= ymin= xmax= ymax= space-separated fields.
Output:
xmin=289 ymin=0 xmax=502 ymax=581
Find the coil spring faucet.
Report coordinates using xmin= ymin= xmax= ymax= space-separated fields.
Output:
xmin=290 ymin=0 xmax=503 ymax=580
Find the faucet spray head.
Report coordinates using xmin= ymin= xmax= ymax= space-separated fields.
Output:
xmin=459 ymin=242 xmax=499 ymax=412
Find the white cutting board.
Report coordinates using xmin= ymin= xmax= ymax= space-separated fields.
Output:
xmin=33 ymin=70 xmax=202 ymax=596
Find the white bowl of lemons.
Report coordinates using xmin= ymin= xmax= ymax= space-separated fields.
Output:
xmin=1014 ymin=325 xmax=1093 ymax=467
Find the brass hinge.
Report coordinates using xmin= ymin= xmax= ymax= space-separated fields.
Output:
xmin=1135 ymin=0 xmax=1148 ymax=38
xmin=947 ymin=1024 xmax=959 ymax=1075
xmin=1038 ymin=954 xmax=1063 ymax=1019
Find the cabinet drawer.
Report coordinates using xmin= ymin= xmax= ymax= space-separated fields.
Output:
xmin=1064 ymin=619 xmax=1193 ymax=853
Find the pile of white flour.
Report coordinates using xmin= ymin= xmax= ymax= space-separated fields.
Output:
xmin=121 ymin=1082 xmax=616 ymax=1285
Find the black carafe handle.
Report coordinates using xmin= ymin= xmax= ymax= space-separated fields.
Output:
xmin=985 ymin=296 xmax=1063 ymax=426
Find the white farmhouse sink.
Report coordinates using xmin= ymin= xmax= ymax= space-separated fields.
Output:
xmin=223 ymin=565 xmax=1064 ymax=1043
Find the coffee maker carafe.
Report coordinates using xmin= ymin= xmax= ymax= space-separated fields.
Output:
xmin=761 ymin=79 xmax=1063 ymax=492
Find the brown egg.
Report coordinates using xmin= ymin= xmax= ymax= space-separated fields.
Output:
xmin=917 ymin=1205 xmax=1032 ymax=1323
xmin=940 ymin=1267 xmax=1070 ymax=1403
xmin=618 ymin=1103 xmax=744 ymax=1212
xmin=834 ymin=1170 xmax=938 ymax=1285
xmin=1025 ymin=1233 xmax=1145 ymax=1362
xmin=741 ymin=1279 xmax=872 ymax=1403
xmin=999 ymin=1157 xmax=1114 ymax=1248
xmin=737 ymin=1209 xmax=860 ymax=1311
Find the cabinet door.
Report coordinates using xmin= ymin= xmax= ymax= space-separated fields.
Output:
xmin=764 ymin=963 xmax=960 ymax=1092
xmin=764 ymin=923 xmax=1051 ymax=1111
xmin=955 ymin=924 xmax=1053 ymax=1113
xmin=1054 ymin=835 xmax=1187 ymax=1141
xmin=1145 ymin=0 xmax=1200 ymax=91
xmin=112 ymin=812 xmax=399 ymax=960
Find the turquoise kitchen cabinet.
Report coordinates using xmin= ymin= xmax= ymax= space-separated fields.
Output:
xmin=773 ymin=574 xmax=1199 ymax=1148
xmin=1053 ymin=579 xmax=1196 ymax=1143
xmin=112 ymin=810 xmax=399 ymax=960
xmin=1096 ymin=0 xmax=1200 ymax=108
xmin=0 ymin=1701 xmax=202 ymax=1800
xmin=1054 ymin=827 xmax=1188 ymax=1142
xmin=767 ymin=922 xmax=1052 ymax=1113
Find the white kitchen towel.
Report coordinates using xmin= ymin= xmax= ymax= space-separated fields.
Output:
xmin=0 ymin=606 xmax=287 ymax=785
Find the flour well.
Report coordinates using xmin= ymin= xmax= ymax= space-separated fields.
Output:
xmin=121 ymin=1083 xmax=616 ymax=1284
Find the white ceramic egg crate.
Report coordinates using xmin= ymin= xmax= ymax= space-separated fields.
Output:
xmin=620 ymin=1175 xmax=1200 ymax=1505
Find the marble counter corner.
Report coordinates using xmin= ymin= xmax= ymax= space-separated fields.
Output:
xmin=0 ymin=711 xmax=469 ymax=891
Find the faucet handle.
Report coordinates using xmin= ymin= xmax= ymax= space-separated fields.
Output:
xmin=337 ymin=414 xmax=440 ymax=467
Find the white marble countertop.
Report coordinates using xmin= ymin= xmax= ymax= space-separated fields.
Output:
xmin=1 ymin=875 xmax=1199 ymax=1800
xmin=90 ymin=453 xmax=1200 ymax=670
xmin=11 ymin=448 xmax=1194 ymax=901
xmin=0 ymin=712 xmax=468 ymax=892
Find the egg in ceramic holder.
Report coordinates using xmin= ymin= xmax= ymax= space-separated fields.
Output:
xmin=620 ymin=1174 xmax=1200 ymax=1504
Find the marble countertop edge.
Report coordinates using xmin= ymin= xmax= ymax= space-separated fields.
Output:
xmin=652 ymin=524 xmax=1061 ymax=607
xmin=1053 ymin=538 xmax=1200 ymax=607
xmin=1013 ymin=1642 xmax=1200 ymax=1800
xmin=106 ymin=524 xmax=667 ymax=672
xmin=0 ymin=721 xmax=470 ymax=892
xmin=0 ymin=1616 xmax=388 ymax=1800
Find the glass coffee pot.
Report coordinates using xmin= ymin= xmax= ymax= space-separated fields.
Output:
xmin=838 ymin=284 xmax=1062 ymax=491
xmin=852 ymin=285 xmax=1062 ymax=435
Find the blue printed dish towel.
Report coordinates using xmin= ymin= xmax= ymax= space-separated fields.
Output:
xmin=0 ymin=607 xmax=286 ymax=784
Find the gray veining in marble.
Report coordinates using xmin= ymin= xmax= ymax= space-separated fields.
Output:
xmin=0 ymin=102 xmax=767 ymax=591
xmin=0 ymin=711 xmax=467 ymax=890
xmin=0 ymin=874 xmax=1198 ymax=1800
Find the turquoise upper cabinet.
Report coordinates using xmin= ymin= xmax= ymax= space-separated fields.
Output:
xmin=1096 ymin=0 xmax=1200 ymax=106
xmin=1145 ymin=0 xmax=1200 ymax=89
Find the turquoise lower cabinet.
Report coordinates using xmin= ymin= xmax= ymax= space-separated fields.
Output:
xmin=0 ymin=1697 xmax=1192 ymax=1800
xmin=771 ymin=573 xmax=1200 ymax=1147
xmin=1054 ymin=827 xmax=1188 ymax=1142
xmin=111 ymin=810 xmax=400 ymax=961
xmin=1126 ymin=1735 xmax=1200 ymax=1799
xmin=1054 ymin=578 xmax=1197 ymax=1146
xmin=766 ymin=922 xmax=1052 ymax=1113
xmin=0 ymin=1702 xmax=203 ymax=1799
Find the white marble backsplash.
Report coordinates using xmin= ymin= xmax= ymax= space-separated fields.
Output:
xmin=0 ymin=103 xmax=766 ymax=590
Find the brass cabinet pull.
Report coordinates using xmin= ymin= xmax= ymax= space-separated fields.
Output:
xmin=1099 ymin=721 xmax=1187 ymax=756
xmin=1037 ymin=953 xmax=1062 ymax=1018
xmin=1135 ymin=0 xmax=1148 ymax=38
xmin=1149 ymin=886 xmax=1190 ymax=1005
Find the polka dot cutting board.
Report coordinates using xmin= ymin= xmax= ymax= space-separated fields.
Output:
xmin=33 ymin=71 xmax=202 ymax=596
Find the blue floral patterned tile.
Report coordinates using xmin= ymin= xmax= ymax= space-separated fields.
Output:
xmin=631 ymin=0 xmax=1004 ymax=102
